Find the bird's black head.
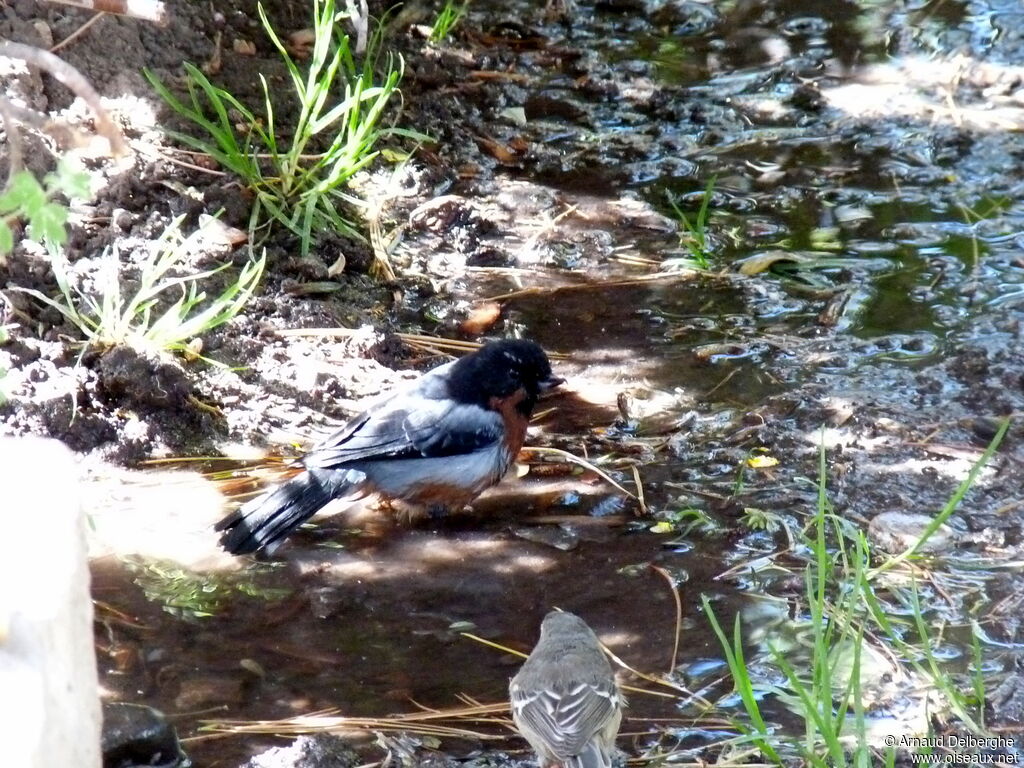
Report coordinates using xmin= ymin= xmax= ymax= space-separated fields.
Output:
xmin=448 ymin=339 xmax=564 ymax=415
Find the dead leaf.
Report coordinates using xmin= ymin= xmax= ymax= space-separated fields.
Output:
xmin=197 ymin=214 xmax=248 ymax=246
xmin=284 ymin=281 xmax=343 ymax=296
xmin=183 ymin=338 xmax=203 ymax=363
xmin=474 ymin=135 xmax=523 ymax=165
xmin=460 ymin=302 xmax=502 ymax=335
xmin=735 ymin=250 xmax=810 ymax=276
xmin=327 ymin=253 xmax=347 ymax=277
xmin=203 ymin=30 xmax=223 ymax=75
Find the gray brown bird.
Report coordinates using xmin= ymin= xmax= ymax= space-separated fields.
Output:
xmin=509 ymin=611 xmax=624 ymax=768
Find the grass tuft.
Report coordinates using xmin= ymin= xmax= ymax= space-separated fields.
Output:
xmin=429 ymin=0 xmax=469 ymax=42
xmin=11 ymin=216 xmax=264 ymax=357
xmin=703 ymin=422 xmax=1009 ymax=766
xmin=145 ymin=0 xmax=427 ymax=260
xmin=666 ymin=176 xmax=716 ymax=269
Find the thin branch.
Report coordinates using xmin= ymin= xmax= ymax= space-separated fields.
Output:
xmin=0 ymin=96 xmax=24 ymax=189
xmin=50 ymin=12 xmax=107 ymax=53
xmin=0 ymin=41 xmax=128 ymax=157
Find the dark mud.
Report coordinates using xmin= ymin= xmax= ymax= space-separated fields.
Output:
xmin=3 ymin=0 xmax=1024 ymax=765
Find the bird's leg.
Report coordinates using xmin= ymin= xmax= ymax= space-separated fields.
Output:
xmin=376 ymin=497 xmax=398 ymax=516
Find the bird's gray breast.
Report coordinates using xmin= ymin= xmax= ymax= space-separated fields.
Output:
xmin=357 ymin=441 xmax=512 ymax=499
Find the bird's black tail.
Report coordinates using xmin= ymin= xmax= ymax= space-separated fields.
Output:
xmin=216 ymin=467 xmax=365 ymax=555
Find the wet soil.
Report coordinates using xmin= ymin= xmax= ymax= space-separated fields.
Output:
xmin=3 ymin=0 xmax=1024 ymax=765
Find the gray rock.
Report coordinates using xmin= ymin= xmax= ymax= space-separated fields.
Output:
xmin=243 ymin=735 xmax=358 ymax=768
xmin=102 ymin=703 xmax=187 ymax=768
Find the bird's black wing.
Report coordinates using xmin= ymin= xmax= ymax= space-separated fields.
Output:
xmin=302 ymin=391 xmax=504 ymax=469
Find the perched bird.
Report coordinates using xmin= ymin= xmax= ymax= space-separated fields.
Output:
xmin=216 ymin=339 xmax=563 ymax=554
xmin=510 ymin=611 xmax=624 ymax=768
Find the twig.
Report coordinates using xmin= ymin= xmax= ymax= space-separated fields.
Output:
xmin=0 ymin=41 xmax=129 ymax=156
xmin=0 ymin=96 xmax=24 ymax=188
xmin=50 ymin=12 xmax=107 ymax=53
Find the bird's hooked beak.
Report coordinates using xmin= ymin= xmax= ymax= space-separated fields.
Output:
xmin=539 ymin=375 xmax=565 ymax=394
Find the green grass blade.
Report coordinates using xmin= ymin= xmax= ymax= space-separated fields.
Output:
xmin=701 ymin=597 xmax=783 ymax=763
xmin=869 ymin=418 xmax=1011 ymax=577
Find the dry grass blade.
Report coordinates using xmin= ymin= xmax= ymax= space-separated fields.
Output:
xmin=519 ymin=514 xmax=627 ymax=527
xmin=400 ymin=335 xmax=477 ymax=358
xmin=460 ymin=630 xmax=690 ymax=703
xmin=139 ymin=455 xmax=239 ymax=465
xmin=138 ymin=453 xmax=300 ymax=500
xmin=459 ymin=632 xmax=527 ymax=659
xmin=630 ymin=464 xmax=648 ymax=514
xmin=272 ymin=328 xmax=480 ymax=356
xmin=520 ymin=446 xmax=638 ymax=503
xmin=271 ymin=329 xmax=571 ymax=359
xmin=368 ymin=208 xmax=397 ymax=282
xmin=140 ymin=454 xmax=297 ymax=479
xmin=629 ymin=757 xmax=777 ymax=768
xmin=597 ymin=638 xmax=710 ymax=707
xmin=43 ymin=0 xmax=166 ymax=24
xmin=608 ymin=253 xmax=662 ymax=267
xmin=478 ymin=273 xmax=691 ymax=303
xmin=649 ymin=565 xmax=682 ymax=675
xmin=202 ymin=699 xmax=514 ymax=741
xmin=49 ymin=12 xmax=106 ymax=53
xmin=385 ymin=334 xmax=479 ymax=352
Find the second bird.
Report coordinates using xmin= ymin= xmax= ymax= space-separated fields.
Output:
xmin=217 ymin=339 xmax=563 ymax=554
xmin=510 ymin=611 xmax=625 ymax=768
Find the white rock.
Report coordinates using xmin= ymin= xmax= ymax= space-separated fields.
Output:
xmin=0 ymin=437 xmax=101 ymax=768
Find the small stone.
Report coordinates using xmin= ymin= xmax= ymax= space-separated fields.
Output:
xmin=244 ymin=734 xmax=359 ymax=768
xmin=173 ymin=675 xmax=245 ymax=711
xmin=31 ymin=20 xmax=54 ymax=49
